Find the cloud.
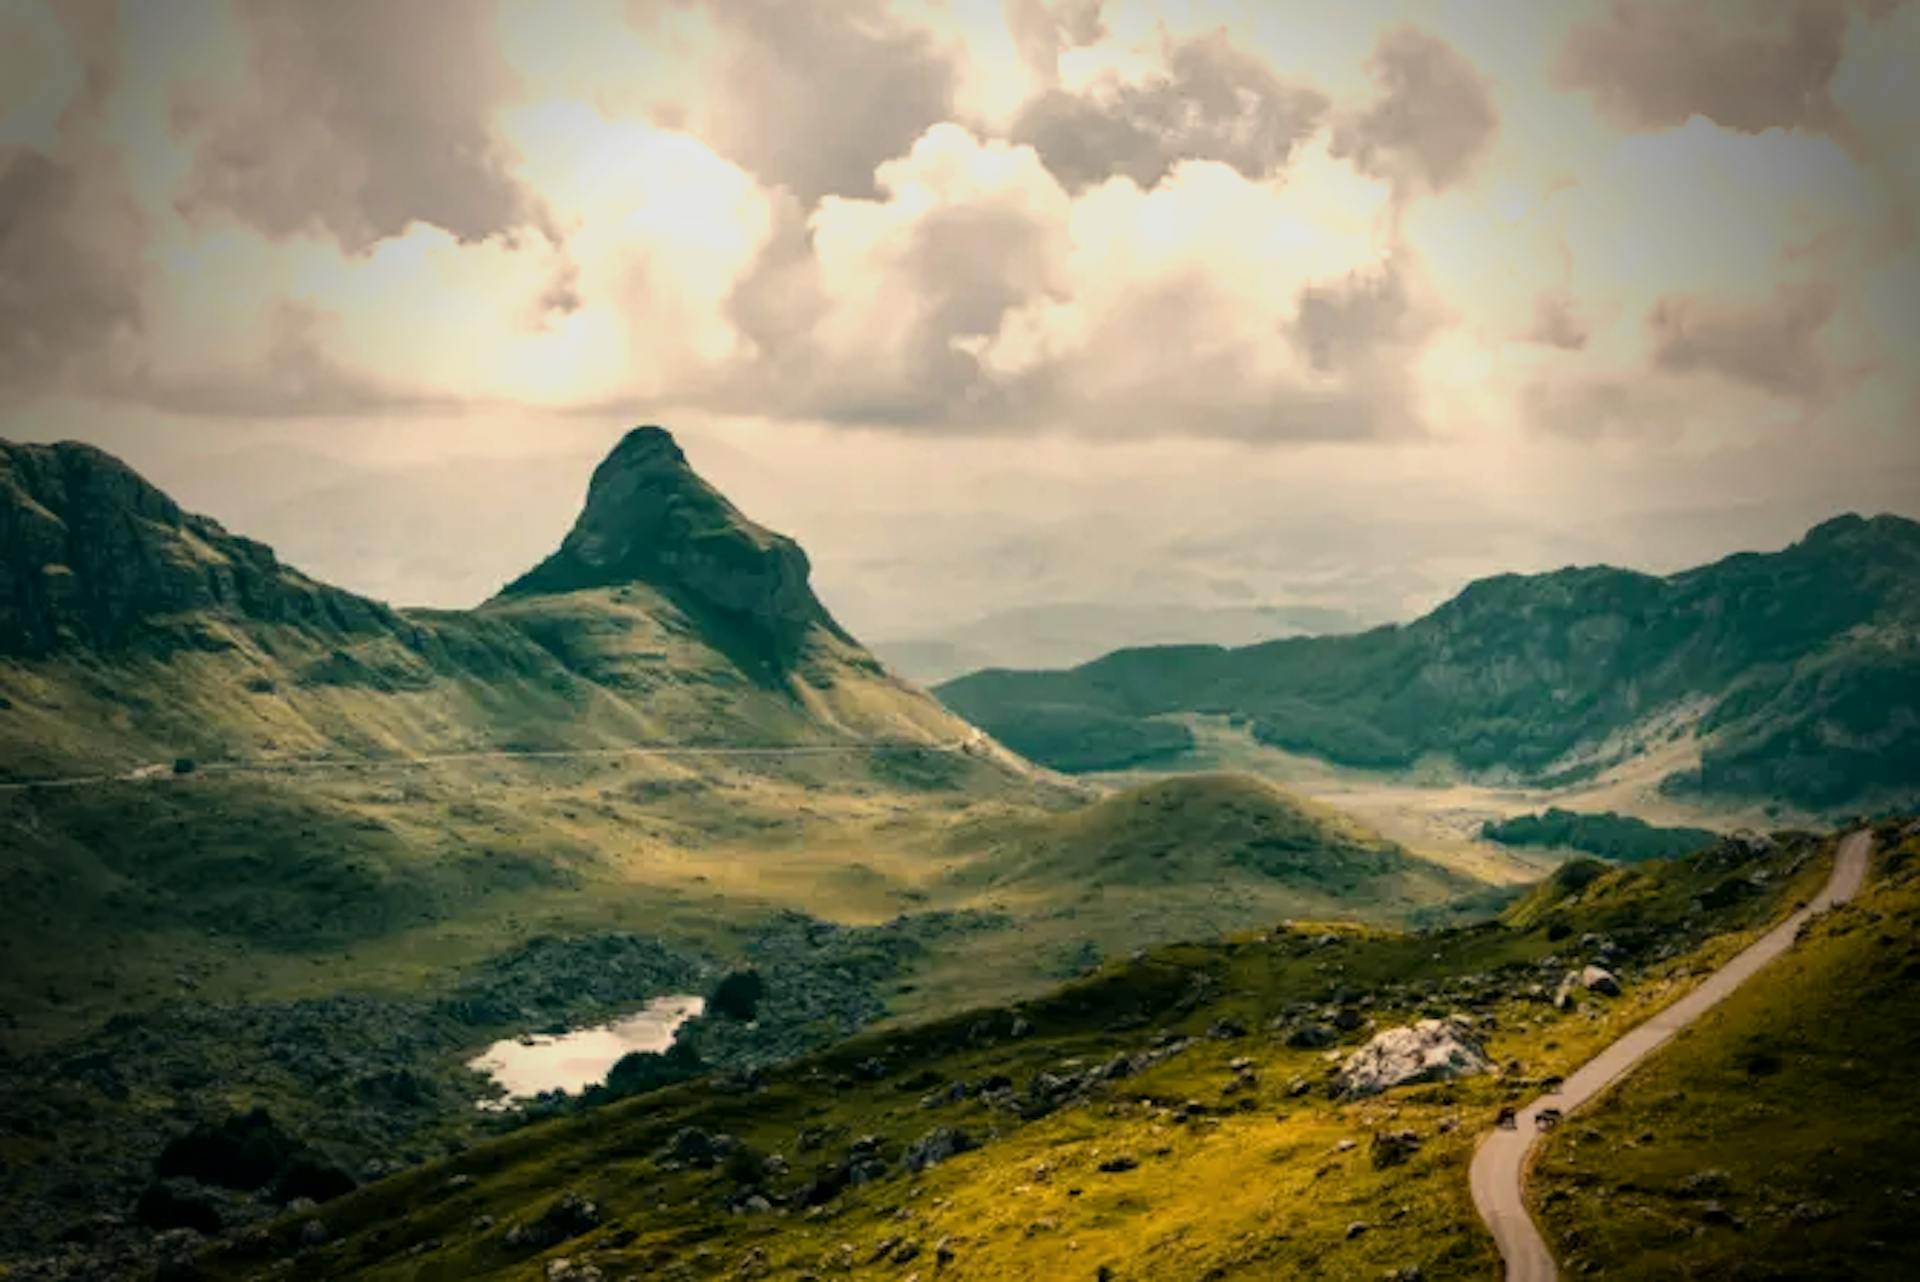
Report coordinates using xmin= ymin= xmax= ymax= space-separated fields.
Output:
xmin=1523 ymin=290 xmax=1590 ymax=350
xmin=952 ymin=137 xmax=1425 ymax=440
xmin=174 ymin=0 xmax=541 ymax=252
xmin=0 ymin=2 xmax=143 ymax=401
xmin=0 ymin=146 xmax=142 ymax=399
xmin=1520 ymin=373 xmax=1684 ymax=441
xmin=714 ymin=124 xmax=1424 ymax=441
xmin=695 ymin=0 xmax=958 ymax=206
xmin=1010 ymin=30 xmax=1328 ymax=190
xmin=1648 ymin=283 xmax=1840 ymax=398
xmin=1332 ymin=26 xmax=1498 ymax=193
xmin=1003 ymin=0 xmax=1106 ymax=83
xmin=123 ymin=304 xmax=457 ymax=418
xmin=721 ymin=124 xmax=1070 ymax=425
xmin=1555 ymin=0 xmax=1866 ymax=137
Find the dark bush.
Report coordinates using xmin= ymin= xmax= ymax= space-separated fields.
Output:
xmin=709 ymin=969 xmax=766 ymax=1021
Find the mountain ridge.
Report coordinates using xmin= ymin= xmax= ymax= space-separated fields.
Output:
xmin=0 ymin=428 xmax=974 ymax=777
xmin=938 ymin=512 xmax=1920 ymax=810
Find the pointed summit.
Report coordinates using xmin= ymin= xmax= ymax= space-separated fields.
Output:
xmin=499 ymin=426 xmax=843 ymax=667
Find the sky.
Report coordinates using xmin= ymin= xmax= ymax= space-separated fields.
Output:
xmin=2 ymin=0 xmax=1917 ymax=650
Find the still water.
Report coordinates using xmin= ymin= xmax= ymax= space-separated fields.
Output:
xmin=468 ymin=994 xmax=704 ymax=1104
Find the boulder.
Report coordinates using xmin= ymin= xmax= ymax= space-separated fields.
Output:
xmin=1332 ymin=1018 xmax=1491 ymax=1098
xmin=1370 ymin=1130 xmax=1423 ymax=1169
xmin=902 ymin=1127 xmax=975 ymax=1174
xmin=1555 ymin=965 xmax=1621 ymax=1008
xmin=1578 ymin=965 xmax=1621 ymax=997
xmin=504 ymin=1192 xmax=601 ymax=1251
xmin=1285 ymin=1022 xmax=1337 ymax=1050
xmin=546 ymin=1261 xmax=606 ymax=1282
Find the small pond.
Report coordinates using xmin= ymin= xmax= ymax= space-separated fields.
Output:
xmin=468 ymin=994 xmax=704 ymax=1106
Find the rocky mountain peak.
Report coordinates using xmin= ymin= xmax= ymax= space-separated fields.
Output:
xmin=498 ymin=426 xmax=844 ymax=668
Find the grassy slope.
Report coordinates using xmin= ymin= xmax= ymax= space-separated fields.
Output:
xmin=1532 ymin=819 xmax=1920 ymax=1279
xmin=1 ymin=766 xmax=1497 ymax=1053
xmin=0 ymin=585 xmax=971 ymax=782
xmin=895 ymin=774 xmax=1491 ymax=1023
xmin=184 ymin=830 xmax=1841 ymax=1281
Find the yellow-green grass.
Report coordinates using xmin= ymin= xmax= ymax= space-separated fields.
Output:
xmin=1531 ymin=820 xmax=1920 ymax=1279
xmin=188 ymin=830 xmax=1838 ymax=1281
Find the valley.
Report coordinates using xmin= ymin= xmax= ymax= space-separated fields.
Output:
xmin=2 ymin=428 xmax=1914 ymax=1281
xmin=0 ymin=431 xmax=1513 ymax=1277
xmin=153 ymin=823 xmax=1913 ymax=1281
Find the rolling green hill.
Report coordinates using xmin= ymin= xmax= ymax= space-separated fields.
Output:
xmin=937 ymin=515 xmax=1920 ymax=811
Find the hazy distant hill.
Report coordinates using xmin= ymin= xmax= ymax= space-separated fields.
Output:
xmin=875 ymin=601 xmax=1369 ymax=684
xmin=939 ymin=514 xmax=1920 ymax=811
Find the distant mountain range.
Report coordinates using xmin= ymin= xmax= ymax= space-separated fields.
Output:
xmin=874 ymin=601 xmax=1371 ymax=684
xmin=0 ymin=426 xmax=969 ymax=778
xmin=938 ymin=514 xmax=1920 ymax=811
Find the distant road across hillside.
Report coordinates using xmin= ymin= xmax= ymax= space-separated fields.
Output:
xmin=1469 ymin=828 xmax=1874 ymax=1280
xmin=0 ymin=737 xmax=984 ymax=794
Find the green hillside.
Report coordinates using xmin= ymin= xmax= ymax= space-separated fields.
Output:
xmin=937 ymin=514 xmax=1920 ymax=811
xmin=1532 ymin=818 xmax=1920 ymax=1278
xmin=156 ymin=826 xmax=1846 ymax=1282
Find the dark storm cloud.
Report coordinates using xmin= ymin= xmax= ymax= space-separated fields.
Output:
xmin=0 ymin=2 xmax=142 ymax=400
xmin=1555 ymin=0 xmax=1872 ymax=136
xmin=0 ymin=147 xmax=142 ymax=398
xmin=1524 ymin=290 xmax=1590 ymax=351
xmin=1010 ymin=31 xmax=1328 ymax=190
xmin=700 ymin=0 xmax=958 ymax=206
xmin=175 ymin=0 xmax=541 ymax=253
xmin=1004 ymin=0 xmax=1107 ymax=82
xmin=1649 ymin=284 xmax=1839 ymax=398
xmin=1331 ymin=27 xmax=1498 ymax=193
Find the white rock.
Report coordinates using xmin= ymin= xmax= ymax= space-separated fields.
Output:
xmin=1333 ymin=1018 xmax=1491 ymax=1098
xmin=1579 ymin=965 xmax=1621 ymax=997
xmin=1554 ymin=964 xmax=1621 ymax=1009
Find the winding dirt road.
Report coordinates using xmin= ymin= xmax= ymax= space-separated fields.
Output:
xmin=1469 ymin=828 xmax=1873 ymax=1280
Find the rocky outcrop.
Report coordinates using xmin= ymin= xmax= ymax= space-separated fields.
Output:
xmin=499 ymin=426 xmax=844 ymax=668
xmin=1332 ymin=1017 xmax=1491 ymax=1098
xmin=1553 ymin=964 xmax=1621 ymax=1009
xmin=0 ymin=440 xmax=393 ymax=656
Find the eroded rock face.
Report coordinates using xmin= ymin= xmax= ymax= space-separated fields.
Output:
xmin=1332 ymin=1018 xmax=1491 ymax=1098
xmin=0 ymin=441 xmax=392 ymax=656
xmin=500 ymin=426 xmax=840 ymax=667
